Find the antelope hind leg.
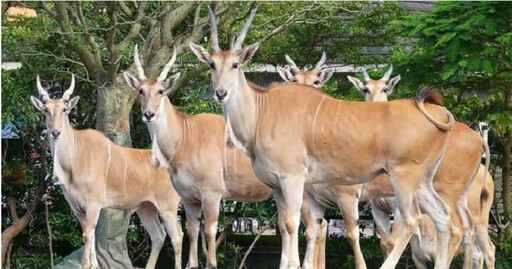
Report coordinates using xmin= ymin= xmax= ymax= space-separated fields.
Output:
xmin=137 ymin=205 xmax=166 ymax=269
xmin=302 ymin=190 xmax=325 ymax=269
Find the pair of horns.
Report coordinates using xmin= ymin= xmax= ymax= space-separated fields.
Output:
xmin=208 ymin=6 xmax=257 ymax=52
xmin=285 ymin=51 xmax=327 ymax=73
xmin=133 ymin=44 xmax=177 ymax=82
xmin=360 ymin=65 xmax=393 ymax=82
xmin=36 ymin=74 xmax=75 ymax=101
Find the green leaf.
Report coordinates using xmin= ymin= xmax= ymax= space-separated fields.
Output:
xmin=467 ymin=56 xmax=481 ymax=71
xmin=482 ymin=59 xmax=494 ymax=75
xmin=459 ymin=31 xmax=472 ymax=41
xmin=485 ymin=19 xmax=497 ymax=35
xmin=447 ymin=39 xmax=461 ymax=62
xmin=458 ymin=60 xmax=468 ymax=67
xmin=436 ymin=32 xmax=457 ymax=47
xmin=483 ymin=46 xmax=497 ymax=55
xmin=441 ymin=65 xmax=459 ymax=81
xmin=422 ymin=27 xmax=438 ymax=36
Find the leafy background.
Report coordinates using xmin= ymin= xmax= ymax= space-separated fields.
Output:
xmin=2 ymin=2 xmax=511 ymax=268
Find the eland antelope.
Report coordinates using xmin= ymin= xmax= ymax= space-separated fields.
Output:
xmin=348 ymin=69 xmax=494 ymax=269
xmin=30 ymin=76 xmax=183 ymax=269
xmin=123 ymin=45 xmax=272 ymax=269
xmin=190 ymin=7 xmax=460 ymax=269
xmin=276 ymin=52 xmax=335 ymax=89
xmin=279 ymin=60 xmax=491 ymax=269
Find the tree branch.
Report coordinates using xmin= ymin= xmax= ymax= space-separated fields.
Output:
xmin=53 ymin=2 xmax=105 ymax=80
xmin=161 ymin=2 xmax=196 ymax=45
xmin=118 ymin=1 xmax=133 ymax=17
xmin=238 ymin=213 xmax=277 ymax=269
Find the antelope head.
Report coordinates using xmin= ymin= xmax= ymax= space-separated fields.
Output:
xmin=276 ymin=52 xmax=335 ymax=88
xmin=124 ymin=45 xmax=181 ymax=122
xmin=347 ymin=65 xmax=401 ymax=102
xmin=189 ymin=7 xmax=259 ymax=104
xmin=30 ymin=75 xmax=80 ymax=140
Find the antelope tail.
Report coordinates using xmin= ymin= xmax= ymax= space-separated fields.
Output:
xmin=415 ymin=87 xmax=455 ymax=131
xmin=480 ymin=137 xmax=491 ymax=212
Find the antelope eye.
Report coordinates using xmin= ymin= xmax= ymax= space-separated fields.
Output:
xmin=43 ymin=108 xmax=48 ymax=113
xmin=314 ymin=80 xmax=321 ymax=85
xmin=382 ymin=88 xmax=389 ymax=93
xmin=158 ymin=90 xmax=164 ymax=95
xmin=209 ymin=62 xmax=216 ymax=70
xmin=362 ymin=89 xmax=370 ymax=94
xmin=138 ymin=89 xmax=143 ymax=95
xmin=63 ymin=108 xmax=68 ymax=113
xmin=232 ymin=62 xmax=240 ymax=69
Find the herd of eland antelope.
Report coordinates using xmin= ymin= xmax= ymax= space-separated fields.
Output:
xmin=28 ymin=6 xmax=494 ymax=269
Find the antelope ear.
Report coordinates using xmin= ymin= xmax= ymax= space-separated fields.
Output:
xmin=386 ymin=75 xmax=401 ymax=95
xmin=277 ymin=66 xmax=294 ymax=82
xmin=347 ymin=75 xmax=365 ymax=93
xmin=318 ymin=68 xmax=335 ymax=85
xmin=30 ymin=96 xmax=44 ymax=111
xmin=239 ymin=43 xmax=259 ymax=64
xmin=189 ymin=43 xmax=211 ymax=64
xmin=67 ymin=96 xmax=80 ymax=113
xmin=124 ymin=72 xmax=141 ymax=91
xmin=163 ymin=73 xmax=181 ymax=96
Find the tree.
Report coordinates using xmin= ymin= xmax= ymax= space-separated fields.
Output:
xmin=391 ymin=2 xmax=512 ymax=240
xmin=2 ymin=1 xmax=409 ymax=267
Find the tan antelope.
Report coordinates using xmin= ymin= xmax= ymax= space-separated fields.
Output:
xmin=348 ymin=68 xmax=493 ymax=268
xmin=276 ymin=52 xmax=334 ymax=89
xmin=277 ymin=56 xmax=395 ymax=269
xmin=29 ymin=76 xmax=183 ymax=269
xmin=279 ymin=60 xmax=492 ymax=269
xmin=402 ymin=166 xmax=495 ymax=269
xmin=190 ymin=7 xmax=464 ymax=269
xmin=123 ymin=45 xmax=272 ymax=269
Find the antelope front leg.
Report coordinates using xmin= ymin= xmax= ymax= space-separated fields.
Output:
xmin=279 ymin=175 xmax=306 ymax=269
xmin=183 ymin=201 xmax=202 ymax=269
xmin=301 ymin=191 xmax=326 ymax=269
xmin=313 ymin=219 xmax=327 ymax=269
xmin=273 ymin=189 xmax=290 ymax=269
xmin=160 ymin=208 xmax=184 ymax=269
xmin=81 ymin=206 xmax=101 ymax=269
xmin=203 ymin=194 xmax=222 ymax=269
xmin=380 ymin=170 xmax=421 ymax=269
xmin=338 ymin=197 xmax=367 ymax=269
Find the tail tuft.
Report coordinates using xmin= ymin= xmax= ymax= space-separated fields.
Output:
xmin=416 ymin=87 xmax=444 ymax=106
xmin=480 ymin=188 xmax=489 ymax=213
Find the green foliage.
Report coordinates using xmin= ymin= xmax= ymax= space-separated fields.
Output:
xmin=3 ymin=1 xmax=510 ymax=268
xmin=391 ymin=2 xmax=512 ymax=131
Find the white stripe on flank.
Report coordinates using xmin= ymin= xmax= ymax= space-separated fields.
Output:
xmin=334 ymin=102 xmax=341 ymax=125
xmin=120 ymin=147 xmax=128 ymax=195
xmin=105 ymin=141 xmax=111 ymax=198
xmin=312 ymin=95 xmax=326 ymax=148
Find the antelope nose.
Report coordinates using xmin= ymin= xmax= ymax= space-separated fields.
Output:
xmin=144 ymin=112 xmax=155 ymax=121
xmin=216 ymin=89 xmax=227 ymax=100
xmin=51 ymin=131 xmax=61 ymax=139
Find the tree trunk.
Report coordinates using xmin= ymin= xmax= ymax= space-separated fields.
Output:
xmin=1 ymin=208 xmax=35 ymax=266
xmin=95 ymin=74 xmax=137 ymax=147
xmin=503 ymin=139 xmax=511 ymax=240
xmin=503 ymin=89 xmax=512 ymax=240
